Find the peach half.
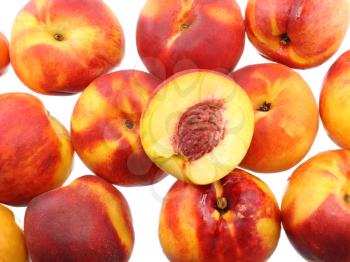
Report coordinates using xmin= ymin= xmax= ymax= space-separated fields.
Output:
xmin=245 ymin=0 xmax=350 ymax=69
xmin=71 ymin=70 xmax=166 ymax=186
xmin=136 ymin=0 xmax=245 ymax=79
xmin=159 ymin=169 xmax=281 ymax=262
xmin=231 ymin=63 xmax=319 ymax=173
xmin=0 ymin=204 xmax=28 ymax=262
xmin=0 ymin=93 xmax=73 ymax=206
xmin=0 ymin=32 xmax=9 ymax=75
xmin=10 ymin=0 xmax=124 ymax=94
xmin=282 ymin=150 xmax=350 ymax=262
xmin=140 ymin=70 xmax=254 ymax=185
xmin=320 ymin=50 xmax=350 ymax=149
xmin=24 ymin=175 xmax=134 ymax=262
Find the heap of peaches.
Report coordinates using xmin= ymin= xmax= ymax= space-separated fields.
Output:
xmin=0 ymin=0 xmax=349 ymax=262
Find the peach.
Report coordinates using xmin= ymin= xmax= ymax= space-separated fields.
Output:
xmin=24 ymin=175 xmax=134 ymax=262
xmin=245 ymin=0 xmax=350 ymax=69
xmin=136 ymin=0 xmax=245 ymax=80
xmin=159 ymin=168 xmax=281 ymax=262
xmin=0 ymin=33 xmax=9 ymax=75
xmin=0 ymin=93 xmax=73 ymax=206
xmin=140 ymin=70 xmax=254 ymax=185
xmin=231 ymin=63 xmax=319 ymax=173
xmin=0 ymin=204 xmax=28 ymax=262
xmin=282 ymin=150 xmax=350 ymax=262
xmin=71 ymin=70 xmax=166 ymax=186
xmin=320 ymin=51 xmax=350 ymax=149
xmin=10 ymin=0 xmax=124 ymax=95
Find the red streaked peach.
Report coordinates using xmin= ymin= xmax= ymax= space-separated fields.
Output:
xmin=0 ymin=33 xmax=9 ymax=75
xmin=320 ymin=50 xmax=350 ymax=149
xmin=71 ymin=70 xmax=166 ymax=186
xmin=245 ymin=0 xmax=350 ymax=69
xmin=24 ymin=175 xmax=134 ymax=262
xmin=0 ymin=93 xmax=73 ymax=206
xmin=137 ymin=0 xmax=245 ymax=79
xmin=159 ymin=169 xmax=281 ymax=262
xmin=10 ymin=0 xmax=124 ymax=94
xmin=0 ymin=204 xmax=28 ymax=262
xmin=282 ymin=150 xmax=350 ymax=262
xmin=231 ymin=63 xmax=319 ymax=173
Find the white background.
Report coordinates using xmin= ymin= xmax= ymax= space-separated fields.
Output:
xmin=0 ymin=1 xmax=347 ymax=261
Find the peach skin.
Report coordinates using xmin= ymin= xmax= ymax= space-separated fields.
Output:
xmin=137 ymin=0 xmax=245 ymax=79
xmin=282 ymin=150 xmax=350 ymax=262
xmin=320 ymin=51 xmax=350 ymax=149
xmin=71 ymin=70 xmax=166 ymax=186
xmin=0 ymin=33 xmax=9 ymax=75
xmin=10 ymin=0 xmax=124 ymax=94
xmin=159 ymin=168 xmax=281 ymax=262
xmin=140 ymin=70 xmax=254 ymax=185
xmin=245 ymin=0 xmax=350 ymax=69
xmin=231 ymin=63 xmax=319 ymax=173
xmin=0 ymin=93 xmax=73 ymax=206
xmin=0 ymin=204 xmax=28 ymax=262
xmin=24 ymin=175 xmax=134 ymax=262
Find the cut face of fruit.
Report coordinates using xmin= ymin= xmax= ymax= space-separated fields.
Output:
xmin=140 ymin=70 xmax=254 ymax=185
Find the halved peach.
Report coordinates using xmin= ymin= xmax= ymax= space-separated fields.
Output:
xmin=140 ymin=70 xmax=254 ymax=185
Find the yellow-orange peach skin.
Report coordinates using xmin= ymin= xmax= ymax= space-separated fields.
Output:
xmin=320 ymin=51 xmax=350 ymax=149
xmin=0 ymin=93 xmax=73 ymax=206
xmin=245 ymin=0 xmax=350 ymax=69
xmin=137 ymin=0 xmax=245 ymax=79
xmin=0 ymin=204 xmax=28 ymax=262
xmin=0 ymin=33 xmax=9 ymax=75
xmin=159 ymin=169 xmax=281 ymax=262
xmin=24 ymin=175 xmax=134 ymax=262
xmin=10 ymin=0 xmax=124 ymax=94
xmin=231 ymin=63 xmax=319 ymax=173
xmin=282 ymin=150 xmax=350 ymax=262
xmin=71 ymin=70 xmax=166 ymax=186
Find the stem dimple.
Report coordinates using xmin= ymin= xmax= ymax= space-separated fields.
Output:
xmin=53 ymin=33 xmax=64 ymax=42
xmin=344 ymin=194 xmax=350 ymax=204
xmin=280 ymin=33 xmax=291 ymax=46
xmin=125 ymin=119 xmax=134 ymax=129
xmin=215 ymin=197 xmax=228 ymax=216
xmin=180 ymin=23 xmax=190 ymax=31
xmin=258 ymin=102 xmax=272 ymax=112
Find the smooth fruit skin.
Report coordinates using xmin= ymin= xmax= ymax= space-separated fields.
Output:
xmin=245 ymin=0 xmax=350 ymax=69
xmin=24 ymin=175 xmax=134 ymax=262
xmin=282 ymin=150 xmax=350 ymax=262
xmin=159 ymin=169 xmax=281 ymax=262
xmin=10 ymin=0 xmax=124 ymax=95
xmin=0 ymin=204 xmax=28 ymax=262
xmin=231 ymin=63 xmax=319 ymax=173
xmin=137 ymin=0 xmax=245 ymax=80
xmin=71 ymin=70 xmax=166 ymax=186
xmin=320 ymin=51 xmax=350 ymax=149
xmin=0 ymin=93 xmax=73 ymax=206
xmin=0 ymin=33 xmax=9 ymax=75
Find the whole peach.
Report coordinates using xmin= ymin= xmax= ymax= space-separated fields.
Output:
xmin=71 ymin=70 xmax=166 ymax=186
xmin=0 ymin=33 xmax=9 ymax=75
xmin=159 ymin=169 xmax=281 ymax=262
xmin=137 ymin=0 xmax=245 ymax=79
xmin=245 ymin=0 xmax=350 ymax=69
xmin=320 ymin=51 xmax=350 ymax=149
xmin=24 ymin=175 xmax=134 ymax=262
xmin=10 ymin=0 xmax=124 ymax=94
xmin=282 ymin=150 xmax=350 ymax=262
xmin=231 ymin=63 xmax=319 ymax=173
xmin=0 ymin=204 xmax=28 ymax=262
xmin=0 ymin=93 xmax=73 ymax=206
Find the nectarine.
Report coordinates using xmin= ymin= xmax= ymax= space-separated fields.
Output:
xmin=0 ymin=33 xmax=9 ymax=75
